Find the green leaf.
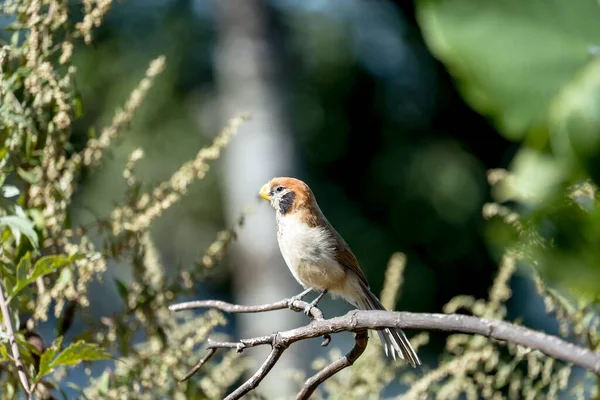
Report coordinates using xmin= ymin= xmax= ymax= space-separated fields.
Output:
xmin=11 ymin=253 xmax=32 ymax=297
xmin=1 ymin=185 xmax=19 ymax=198
xmin=0 ymin=215 xmax=39 ymax=249
xmin=29 ymin=255 xmax=75 ymax=283
xmin=10 ymin=254 xmax=79 ymax=300
xmin=16 ymin=337 xmax=43 ymax=357
xmin=114 ymin=278 xmax=129 ymax=303
xmin=73 ymin=96 xmax=84 ymax=119
xmin=51 ymin=341 xmax=111 ymax=367
xmin=36 ymin=339 xmax=111 ymax=382
xmin=96 ymin=370 xmax=111 ymax=394
xmin=16 ymin=167 xmax=41 ymax=185
xmin=0 ymin=344 xmax=8 ymax=360
xmin=549 ymin=56 xmax=600 ymax=184
xmin=416 ymin=0 xmax=600 ymax=140
xmin=36 ymin=337 xmax=63 ymax=382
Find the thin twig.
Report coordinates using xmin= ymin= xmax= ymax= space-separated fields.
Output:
xmin=169 ymin=298 xmax=324 ymax=320
xmin=0 ymin=282 xmax=31 ymax=395
xmin=296 ymin=330 xmax=369 ymax=400
xmin=169 ymin=299 xmax=290 ymax=313
xmin=179 ymin=348 xmax=217 ymax=383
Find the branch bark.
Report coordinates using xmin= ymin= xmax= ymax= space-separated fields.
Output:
xmin=170 ymin=298 xmax=600 ymax=399
xmin=0 ymin=283 xmax=31 ymax=396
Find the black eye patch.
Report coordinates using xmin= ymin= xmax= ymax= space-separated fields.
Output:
xmin=278 ymin=191 xmax=295 ymax=214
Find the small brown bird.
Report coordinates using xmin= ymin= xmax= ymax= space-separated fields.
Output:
xmin=259 ymin=177 xmax=421 ymax=367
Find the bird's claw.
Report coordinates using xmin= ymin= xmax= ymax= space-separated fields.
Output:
xmin=289 ymin=294 xmax=303 ymax=304
xmin=303 ymin=304 xmax=314 ymax=316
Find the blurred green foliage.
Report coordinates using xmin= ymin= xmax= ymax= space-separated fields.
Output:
xmin=417 ymin=0 xmax=600 ymax=299
xmin=417 ymin=0 xmax=600 ymax=141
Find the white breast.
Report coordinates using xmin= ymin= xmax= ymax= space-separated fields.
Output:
xmin=276 ymin=214 xmax=346 ymax=292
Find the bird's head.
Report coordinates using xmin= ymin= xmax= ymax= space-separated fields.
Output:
xmin=259 ymin=177 xmax=315 ymax=216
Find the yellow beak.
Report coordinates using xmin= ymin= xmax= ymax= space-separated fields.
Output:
xmin=259 ymin=183 xmax=271 ymax=200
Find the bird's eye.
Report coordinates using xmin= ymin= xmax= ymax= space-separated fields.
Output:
xmin=275 ymin=186 xmax=284 ymax=193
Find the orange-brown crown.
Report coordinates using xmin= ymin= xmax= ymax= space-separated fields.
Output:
xmin=259 ymin=177 xmax=321 ymax=224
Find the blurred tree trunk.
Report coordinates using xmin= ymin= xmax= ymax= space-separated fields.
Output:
xmin=213 ymin=0 xmax=302 ymax=397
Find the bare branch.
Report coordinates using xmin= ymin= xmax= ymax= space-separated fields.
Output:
xmin=169 ymin=299 xmax=289 ymax=313
xmin=296 ymin=330 xmax=369 ymax=400
xmin=169 ymin=298 xmax=324 ymax=320
xmin=0 ymin=283 xmax=31 ymax=396
xmin=169 ymin=298 xmax=600 ymax=399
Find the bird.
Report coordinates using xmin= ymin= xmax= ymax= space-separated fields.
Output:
xmin=259 ymin=176 xmax=421 ymax=367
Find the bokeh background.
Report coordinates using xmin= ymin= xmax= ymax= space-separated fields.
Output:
xmin=4 ymin=0 xmax=600 ymax=397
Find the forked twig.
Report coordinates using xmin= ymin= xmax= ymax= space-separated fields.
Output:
xmin=170 ymin=297 xmax=600 ymax=400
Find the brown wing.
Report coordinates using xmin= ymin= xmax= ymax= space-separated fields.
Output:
xmin=331 ymin=230 xmax=370 ymax=288
xmin=301 ymin=186 xmax=370 ymax=288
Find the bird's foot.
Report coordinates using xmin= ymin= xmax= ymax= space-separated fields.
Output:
xmin=290 ymin=294 xmax=305 ymax=303
xmin=288 ymin=288 xmax=313 ymax=306
xmin=303 ymin=303 xmax=315 ymax=316
xmin=303 ymin=291 xmax=326 ymax=316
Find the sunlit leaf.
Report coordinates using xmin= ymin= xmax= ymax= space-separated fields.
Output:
xmin=1 ymin=185 xmax=20 ymax=198
xmin=51 ymin=341 xmax=112 ymax=367
xmin=10 ymin=254 xmax=81 ymax=300
xmin=12 ymin=253 xmax=31 ymax=297
xmin=0 ymin=215 xmax=39 ymax=249
xmin=36 ymin=337 xmax=63 ymax=382
xmin=36 ymin=339 xmax=111 ymax=382
xmin=0 ymin=345 xmax=8 ymax=361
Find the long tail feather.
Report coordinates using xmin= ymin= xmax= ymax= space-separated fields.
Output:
xmin=357 ymin=284 xmax=421 ymax=367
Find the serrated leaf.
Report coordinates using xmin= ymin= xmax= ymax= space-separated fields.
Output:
xmin=36 ymin=337 xmax=63 ymax=382
xmin=0 ymin=215 xmax=39 ymax=249
xmin=36 ymin=340 xmax=111 ymax=381
xmin=10 ymin=254 xmax=79 ymax=300
xmin=51 ymin=341 xmax=111 ymax=367
xmin=29 ymin=255 xmax=76 ymax=283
